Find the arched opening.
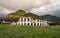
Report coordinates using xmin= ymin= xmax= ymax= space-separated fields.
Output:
xmin=34 ymin=23 xmax=36 ymax=26
xmin=31 ymin=23 xmax=32 ymax=25
xmin=24 ymin=18 xmax=26 ymax=22
xmin=28 ymin=18 xmax=30 ymax=22
xmin=24 ymin=23 xmax=26 ymax=26
xmin=37 ymin=23 xmax=39 ymax=26
xmin=21 ymin=23 xmax=23 ymax=25
xmin=40 ymin=23 xmax=41 ymax=26
xmin=28 ymin=23 xmax=30 ymax=25
xmin=21 ymin=18 xmax=23 ymax=22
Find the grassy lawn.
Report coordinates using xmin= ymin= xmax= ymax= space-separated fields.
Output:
xmin=0 ymin=24 xmax=60 ymax=38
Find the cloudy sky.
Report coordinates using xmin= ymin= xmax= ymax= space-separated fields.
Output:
xmin=0 ymin=0 xmax=60 ymax=18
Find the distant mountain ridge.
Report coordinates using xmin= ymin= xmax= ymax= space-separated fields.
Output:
xmin=4 ymin=10 xmax=60 ymax=22
xmin=39 ymin=14 xmax=60 ymax=22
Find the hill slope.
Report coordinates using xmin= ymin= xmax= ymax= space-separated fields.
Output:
xmin=4 ymin=10 xmax=60 ymax=22
xmin=4 ymin=10 xmax=39 ymax=22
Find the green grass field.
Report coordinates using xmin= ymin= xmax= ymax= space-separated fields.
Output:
xmin=0 ymin=24 xmax=60 ymax=38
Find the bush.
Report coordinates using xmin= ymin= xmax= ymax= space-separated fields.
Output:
xmin=48 ymin=22 xmax=60 ymax=26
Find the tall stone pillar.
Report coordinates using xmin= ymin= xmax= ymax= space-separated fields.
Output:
xmin=20 ymin=23 xmax=21 ymax=25
xmin=36 ymin=23 xmax=37 ymax=26
xmin=39 ymin=23 xmax=40 ymax=26
xmin=23 ymin=23 xmax=24 ymax=25
xmin=29 ymin=23 xmax=31 ymax=26
xmin=33 ymin=23 xmax=34 ymax=26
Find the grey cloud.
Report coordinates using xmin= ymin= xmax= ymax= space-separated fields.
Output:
xmin=0 ymin=0 xmax=60 ymax=18
xmin=30 ymin=0 xmax=60 ymax=18
xmin=0 ymin=0 xmax=49 ymax=18
xmin=0 ymin=8 xmax=12 ymax=17
xmin=0 ymin=0 xmax=49 ymax=10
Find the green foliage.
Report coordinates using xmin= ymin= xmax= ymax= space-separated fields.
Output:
xmin=48 ymin=22 xmax=60 ymax=25
xmin=0 ymin=25 xmax=60 ymax=38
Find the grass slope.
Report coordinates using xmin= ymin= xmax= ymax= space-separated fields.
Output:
xmin=0 ymin=24 xmax=60 ymax=38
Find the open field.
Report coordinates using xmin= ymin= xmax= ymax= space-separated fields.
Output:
xmin=0 ymin=24 xmax=60 ymax=38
